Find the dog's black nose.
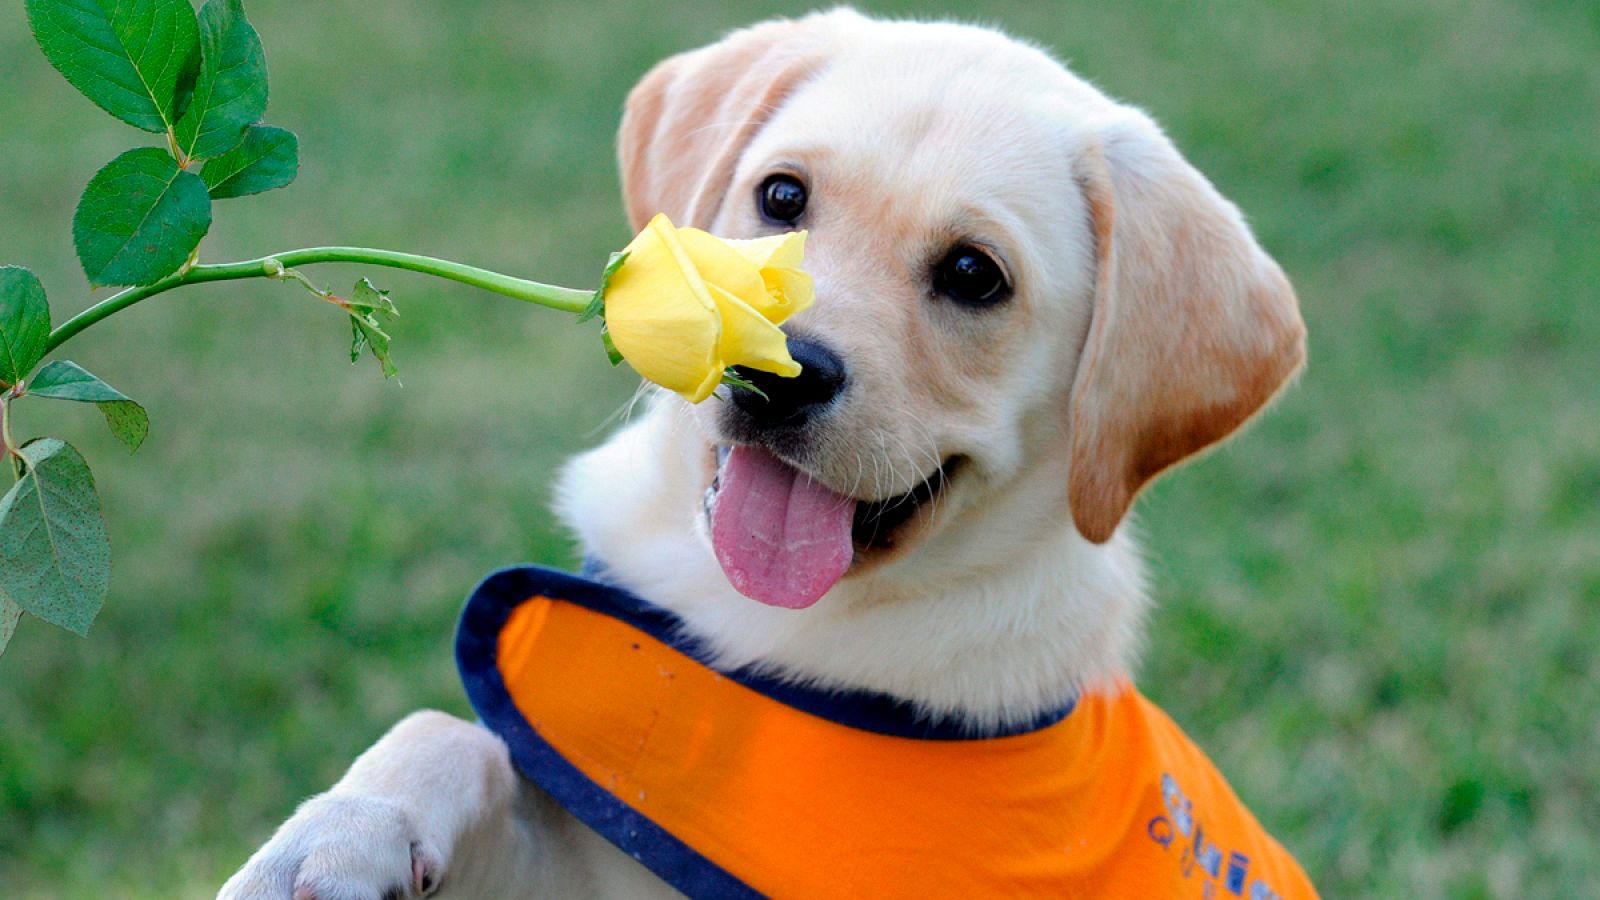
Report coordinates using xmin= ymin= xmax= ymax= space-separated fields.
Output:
xmin=730 ymin=338 xmax=847 ymax=426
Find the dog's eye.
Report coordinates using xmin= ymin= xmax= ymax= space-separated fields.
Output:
xmin=758 ymin=174 xmax=807 ymax=224
xmin=935 ymin=246 xmax=1010 ymax=307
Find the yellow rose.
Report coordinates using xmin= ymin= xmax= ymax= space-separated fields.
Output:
xmin=601 ymin=214 xmax=814 ymax=403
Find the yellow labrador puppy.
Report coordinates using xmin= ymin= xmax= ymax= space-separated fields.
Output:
xmin=223 ymin=9 xmax=1309 ymax=898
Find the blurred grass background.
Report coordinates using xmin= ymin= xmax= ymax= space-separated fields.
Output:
xmin=1 ymin=0 xmax=1596 ymax=895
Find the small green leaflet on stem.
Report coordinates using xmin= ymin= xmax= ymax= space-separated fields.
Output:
xmin=600 ymin=327 xmax=624 ymax=366
xmin=587 ymin=252 xmax=631 ymax=370
xmin=74 ymin=149 xmax=213 ymax=287
xmin=0 ymin=438 xmax=110 ymax=639
xmin=577 ymin=251 xmax=629 ymax=324
xmin=28 ymin=362 xmax=150 ymax=453
xmin=341 ymin=279 xmax=399 ymax=379
xmin=0 ymin=267 xmax=51 ymax=389
xmin=260 ymin=267 xmax=398 ymax=378
xmin=346 ymin=278 xmax=397 ymax=316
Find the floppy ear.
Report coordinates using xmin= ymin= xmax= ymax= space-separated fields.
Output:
xmin=618 ymin=19 xmax=828 ymax=231
xmin=1067 ymin=119 xmax=1306 ymax=543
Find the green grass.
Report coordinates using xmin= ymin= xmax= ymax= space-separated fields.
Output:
xmin=1 ymin=0 xmax=1596 ymax=896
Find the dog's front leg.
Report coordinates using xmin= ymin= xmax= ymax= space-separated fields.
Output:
xmin=220 ymin=710 xmax=551 ymax=899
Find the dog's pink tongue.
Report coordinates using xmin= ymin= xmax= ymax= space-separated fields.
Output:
xmin=710 ymin=446 xmax=855 ymax=609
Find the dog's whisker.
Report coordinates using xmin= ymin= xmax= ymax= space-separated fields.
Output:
xmin=625 ymin=382 xmax=655 ymax=422
xmin=852 ymin=449 xmax=868 ymax=501
xmin=587 ymin=382 xmax=652 ymax=438
xmin=904 ymin=420 xmax=946 ymax=519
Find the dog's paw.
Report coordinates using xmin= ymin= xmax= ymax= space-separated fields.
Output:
xmin=219 ymin=794 xmax=443 ymax=900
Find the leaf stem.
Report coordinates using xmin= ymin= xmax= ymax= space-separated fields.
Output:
xmin=0 ymin=393 xmax=18 ymax=480
xmin=44 ymin=247 xmax=595 ymax=354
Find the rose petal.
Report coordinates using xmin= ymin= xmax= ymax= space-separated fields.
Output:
xmin=760 ymin=268 xmax=813 ymax=325
xmin=727 ymin=232 xmax=812 ymax=322
xmin=677 ymin=227 xmax=770 ymax=312
xmin=709 ymin=284 xmax=802 ymax=378
xmin=725 ymin=231 xmax=806 ymax=270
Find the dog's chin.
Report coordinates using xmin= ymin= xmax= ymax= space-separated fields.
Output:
xmin=698 ymin=440 xmax=962 ymax=608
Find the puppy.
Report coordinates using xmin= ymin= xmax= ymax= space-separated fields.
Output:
xmin=222 ymin=9 xmax=1311 ymax=898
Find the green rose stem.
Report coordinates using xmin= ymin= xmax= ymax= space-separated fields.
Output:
xmin=44 ymin=246 xmax=595 ymax=354
xmin=4 ymin=0 xmax=648 ymax=654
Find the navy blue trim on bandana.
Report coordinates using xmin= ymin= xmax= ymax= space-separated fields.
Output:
xmin=456 ymin=563 xmax=1078 ymax=898
xmin=456 ymin=565 xmax=760 ymax=899
xmin=464 ymin=563 xmax=1074 ymax=741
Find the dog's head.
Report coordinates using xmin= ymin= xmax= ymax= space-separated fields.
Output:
xmin=617 ymin=11 xmax=1304 ymax=609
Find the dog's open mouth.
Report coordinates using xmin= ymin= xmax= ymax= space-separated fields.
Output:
xmin=704 ymin=445 xmax=955 ymax=609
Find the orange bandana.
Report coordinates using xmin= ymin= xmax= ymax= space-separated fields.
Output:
xmin=457 ymin=566 xmax=1318 ymax=899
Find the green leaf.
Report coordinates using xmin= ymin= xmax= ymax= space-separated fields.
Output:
xmin=349 ymin=315 xmax=396 ymax=379
xmin=200 ymin=125 xmax=297 ymax=199
xmin=73 ymin=147 xmax=212 ymax=287
xmin=26 ymin=0 xmax=200 ymax=133
xmin=345 ymin=280 xmax=398 ymax=379
xmin=173 ymin=0 xmax=267 ymax=160
xmin=347 ymin=278 xmax=397 ymax=315
xmin=0 ymin=595 xmax=20 ymax=656
xmin=0 ymin=267 xmax=51 ymax=388
xmin=29 ymin=361 xmax=150 ymax=452
xmin=169 ymin=28 xmax=203 ymax=122
xmin=577 ymin=250 xmax=629 ymax=324
xmin=576 ymin=293 xmax=605 ymax=324
xmin=600 ymin=327 xmax=624 ymax=366
xmin=0 ymin=438 xmax=110 ymax=637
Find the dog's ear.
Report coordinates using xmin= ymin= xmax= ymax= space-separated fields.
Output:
xmin=1067 ymin=119 xmax=1306 ymax=543
xmin=618 ymin=19 xmax=828 ymax=231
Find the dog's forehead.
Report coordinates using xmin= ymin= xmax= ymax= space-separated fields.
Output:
xmin=793 ymin=56 xmax=1057 ymax=162
xmin=739 ymin=27 xmax=1109 ymax=238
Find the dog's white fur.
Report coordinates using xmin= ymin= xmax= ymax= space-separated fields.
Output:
xmin=222 ymin=10 xmax=1302 ymax=899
